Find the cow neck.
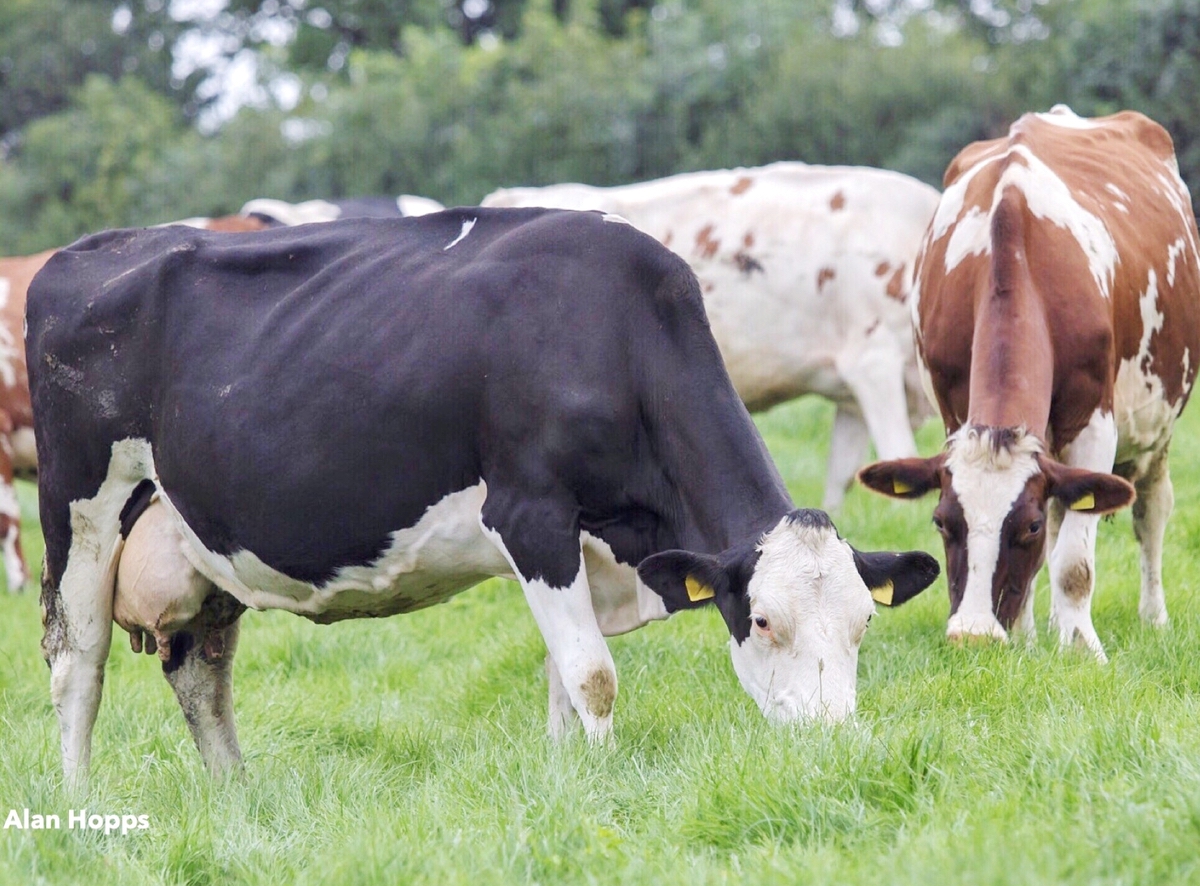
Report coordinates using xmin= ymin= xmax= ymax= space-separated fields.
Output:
xmin=966 ymin=198 xmax=1054 ymax=436
xmin=650 ymin=380 xmax=793 ymax=555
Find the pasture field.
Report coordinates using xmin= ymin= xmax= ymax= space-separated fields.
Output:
xmin=3 ymin=397 xmax=1200 ymax=885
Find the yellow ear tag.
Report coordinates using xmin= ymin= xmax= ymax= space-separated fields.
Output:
xmin=685 ymin=576 xmax=715 ymax=602
xmin=1070 ymin=492 xmax=1096 ymax=511
xmin=871 ymin=581 xmax=895 ymax=606
xmin=893 ymin=479 xmax=913 ymax=495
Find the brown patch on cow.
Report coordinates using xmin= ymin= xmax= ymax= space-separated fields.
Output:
xmin=730 ymin=176 xmax=753 ymax=195
xmin=875 ymin=261 xmax=892 ymax=277
xmin=734 ymin=251 xmax=764 ymax=276
xmin=703 ymin=281 xmax=715 ymax=293
xmin=817 ymin=267 xmax=836 ymax=290
xmin=743 ymin=231 xmax=755 ymax=248
xmin=204 ymin=214 xmax=271 ymax=232
xmin=581 ymin=667 xmax=616 ymax=719
xmin=694 ymin=224 xmax=720 ymax=259
xmin=886 ymin=264 xmax=907 ymax=301
xmin=1057 ymin=558 xmax=1093 ymax=601
xmin=830 ymin=191 xmax=846 ymax=211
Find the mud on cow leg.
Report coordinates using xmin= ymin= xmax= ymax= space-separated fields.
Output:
xmin=161 ymin=592 xmax=245 ymax=777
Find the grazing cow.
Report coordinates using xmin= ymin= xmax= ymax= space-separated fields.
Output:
xmin=29 ymin=208 xmax=938 ymax=780
xmin=482 ymin=163 xmax=942 ymax=510
xmin=858 ymin=107 xmax=1200 ymax=659
xmin=0 ymin=215 xmax=272 ymax=592
xmin=239 ymin=194 xmax=445 ymax=227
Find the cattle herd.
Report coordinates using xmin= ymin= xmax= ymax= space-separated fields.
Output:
xmin=5 ymin=105 xmax=1196 ymax=783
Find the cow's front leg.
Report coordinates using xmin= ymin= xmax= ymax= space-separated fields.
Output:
xmin=824 ymin=404 xmax=871 ymax=512
xmin=1048 ymin=411 xmax=1116 ymax=662
xmin=0 ymin=436 xmax=27 ymax=592
xmin=545 ymin=654 xmax=580 ymax=739
xmin=481 ymin=491 xmax=617 ymax=742
xmin=837 ymin=336 xmax=918 ymax=469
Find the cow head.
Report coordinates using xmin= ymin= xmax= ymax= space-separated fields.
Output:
xmin=636 ymin=509 xmax=938 ymax=722
xmin=858 ymin=426 xmax=1135 ymax=641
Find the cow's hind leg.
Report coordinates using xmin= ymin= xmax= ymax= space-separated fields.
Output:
xmin=545 ymin=654 xmax=580 ymax=739
xmin=162 ymin=595 xmax=244 ymax=776
xmin=0 ymin=437 xmax=27 ymax=592
xmin=1132 ymin=446 xmax=1172 ymax=627
xmin=42 ymin=561 xmax=115 ymax=788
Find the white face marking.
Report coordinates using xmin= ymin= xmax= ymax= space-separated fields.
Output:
xmin=443 ymin=218 xmax=476 ymax=251
xmin=944 ymin=429 xmax=1044 ymax=640
xmin=165 ymin=481 xmax=514 ymax=620
xmin=730 ymin=516 xmax=875 ymax=722
xmin=935 ymin=145 xmax=1118 ymax=299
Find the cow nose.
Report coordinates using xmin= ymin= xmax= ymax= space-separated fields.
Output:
xmin=946 ymin=611 xmax=1008 ymax=644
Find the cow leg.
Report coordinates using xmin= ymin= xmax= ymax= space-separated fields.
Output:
xmin=824 ymin=404 xmax=871 ymax=512
xmin=1132 ymin=446 xmax=1172 ymax=627
xmin=837 ymin=341 xmax=918 ymax=466
xmin=0 ymin=442 xmax=27 ymax=592
xmin=42 ymin=553 xmax=117 ymax=788
xmin=545 ymin=653 xmax=579 ymax=738
xmin=1048 ymin=413 xmax=1116 ymax=663
xmin=480 ymin=494 xmax=617 ymax=742
xmin=162 ymin=616 xmax=243 ymax=776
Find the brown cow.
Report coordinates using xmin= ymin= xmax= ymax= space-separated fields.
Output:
xmin=0 ymin=214 xmax=268 ymax=592
xmin=859 ymin=106 xmax=1200 ymax=660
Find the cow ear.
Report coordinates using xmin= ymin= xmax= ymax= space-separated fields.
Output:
xmin=1038 ymin=455 xmax=1136 ymax=515
xmin=857 ymin=455 xmax=945 ymax=500
xmin=851 ymin=548 xmax=940 ymax=607
xmin=636 ymin=550 xmax=728 ymax=613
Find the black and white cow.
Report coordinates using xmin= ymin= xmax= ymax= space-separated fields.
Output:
xmin=28 ymin=208 xmax=938 ymax=780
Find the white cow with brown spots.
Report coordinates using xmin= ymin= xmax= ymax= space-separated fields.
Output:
xmin=859 ymin=106 xmax=1200 ymax=660
xmin=483 ymin=162 xmax=942 ymax=510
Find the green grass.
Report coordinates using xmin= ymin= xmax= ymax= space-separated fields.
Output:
xmin=4 ymin=397 xmax=1200 ymax=884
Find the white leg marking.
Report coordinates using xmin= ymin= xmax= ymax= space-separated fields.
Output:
xmin=545 ymin=654 xmax=579 ymax=739
xmin=3 ymin=522 xmax=25 ymax=593
xmin=50 ymin=439 xmax=154 ymax=783
xmin=481 ymin=526 xmax=616 ymax=741
xmin=824 ymin=404 xmax=871 ymax=512
xmin=1049 ymin=410 xmax=1117 ymax=662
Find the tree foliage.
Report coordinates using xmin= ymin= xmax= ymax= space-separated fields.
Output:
xmin=3 ymin=0 xmax=1200 ymax=253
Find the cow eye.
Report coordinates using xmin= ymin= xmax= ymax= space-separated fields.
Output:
xmin=1028 ymin=520 xmax=1043 ymax=535
xmin=932 ymin=516 xmax=946 ymax=534
xmin=753 ymin=615 xmax=770 ymax=631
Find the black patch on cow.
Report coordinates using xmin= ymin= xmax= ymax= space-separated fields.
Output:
xmin=119 ymin=479 xmax=157 ymax=540
xmin=637 ymin=539 xmax=760 ymax=643
xmin=785 ymin=508 xmax=834 ymax=531
xmin=28 ymin=208 xmax=795 ymax=598
xmin=734 ymin=250 xmax=764 ymax=276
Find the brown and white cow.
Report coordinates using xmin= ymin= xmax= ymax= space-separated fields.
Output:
xmin=0 ymin=250 xmax=49 ymax=591
xmin=483 ymin=163 xmax=941 ymax=510
xmin=859 ymin=106 xmax=1200 ymax=660
xmin=0 ymin=214 xmax=269 ymax=592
